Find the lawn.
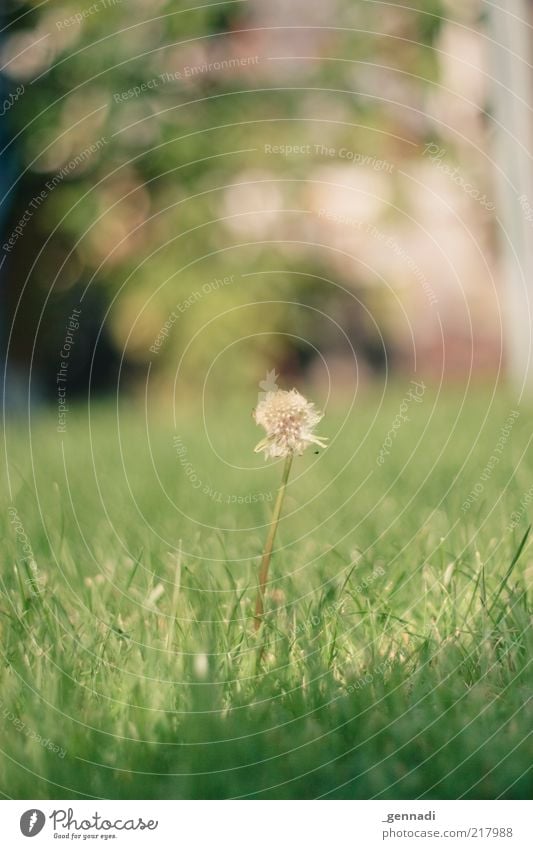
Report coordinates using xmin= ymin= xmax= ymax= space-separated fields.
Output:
xmin=1 ymin=386 xmax=531 ymax=799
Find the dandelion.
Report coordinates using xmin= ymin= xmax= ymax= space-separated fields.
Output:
xmin=253 ymin=388 xmax=327 ymax=629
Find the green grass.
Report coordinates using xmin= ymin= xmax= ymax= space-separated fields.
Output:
xmin=1 ymin=387 xmax=532 ymax=799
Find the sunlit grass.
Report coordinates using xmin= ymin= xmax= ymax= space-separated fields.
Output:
xmin=1 ymin=388 xmax=531 ymax=799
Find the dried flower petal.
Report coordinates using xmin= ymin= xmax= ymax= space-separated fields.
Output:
xmin=253 ymin=388 xmax=327 ymax=459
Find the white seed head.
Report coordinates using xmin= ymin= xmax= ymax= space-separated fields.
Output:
xmin=253 ymin=388 xmax=327 ymax=459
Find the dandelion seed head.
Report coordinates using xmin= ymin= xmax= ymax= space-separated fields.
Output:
xmin=253 ymin=388 xmax=327 ymax=459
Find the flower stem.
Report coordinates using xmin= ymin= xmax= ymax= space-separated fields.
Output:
xmin=254 ymin=453 xmax=293 ymax=630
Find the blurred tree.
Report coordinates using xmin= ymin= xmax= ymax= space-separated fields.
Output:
xmin=0 ymin=0 xmax=452 ymax=403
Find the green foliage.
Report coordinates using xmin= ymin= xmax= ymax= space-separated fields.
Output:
xmin=2 ymin=0 xmax=449 ymax=385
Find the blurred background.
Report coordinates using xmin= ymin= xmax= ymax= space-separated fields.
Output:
xmin=0 ymin=0 xmax=531 ymax=409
